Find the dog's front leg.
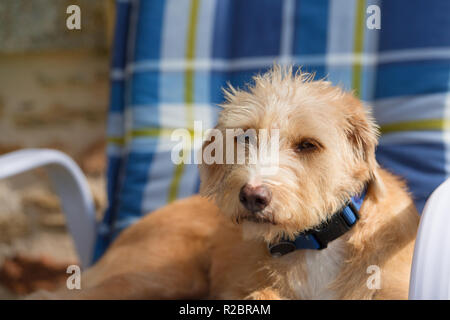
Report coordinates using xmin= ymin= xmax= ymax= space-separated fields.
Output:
xmin=26 ymin=269 xmax=209 ymax=300
xmin=245 ymin=288 xmax=285 ymax=300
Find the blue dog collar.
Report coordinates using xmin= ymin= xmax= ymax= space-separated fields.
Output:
xmin=268 ymin=187 xmax=367 ymax=257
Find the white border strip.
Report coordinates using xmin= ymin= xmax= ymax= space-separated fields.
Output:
xmin=279 ymin=0 xmax=295 ymax=65
xmin=111 ymin=47 xmax=450 ymax=80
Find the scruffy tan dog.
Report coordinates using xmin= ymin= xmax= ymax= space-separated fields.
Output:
xmin=32 ymin=67 xmax=418 ymax=300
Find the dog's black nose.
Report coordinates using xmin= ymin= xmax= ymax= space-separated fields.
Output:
xmin=239 ymin=184 xmax=272 ymax=213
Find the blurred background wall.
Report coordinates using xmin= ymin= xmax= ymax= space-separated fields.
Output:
xmin=0 ymin=0 xmax=114 ymax=298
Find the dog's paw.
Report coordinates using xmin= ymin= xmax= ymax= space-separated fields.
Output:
xmin=245 ymin=288 xmax=283 ymax=300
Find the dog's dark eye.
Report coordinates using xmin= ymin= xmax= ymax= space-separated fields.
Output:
xmin=296 ymin=140 xmax=317 ymax=152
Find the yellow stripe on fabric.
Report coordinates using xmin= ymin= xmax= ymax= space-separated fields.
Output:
xmin=132 ymin=128 xmax=195 ymax=138
xmin=351 ymin=0 xmax=365 ymax=98
xmin=185 ymin=0 xmax=200 ymax=125
xmin=107 ymin=137 xmax=125 ymax=146
xmin=168 ymin=0 xmax=200 ymax=203
xmin=380 ymin=119 xmax=448 ymax=135
xmin=108 ymin=128 xmax=197 ymax=147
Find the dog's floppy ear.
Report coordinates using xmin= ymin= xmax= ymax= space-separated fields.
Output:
xmin=345 ymin=102 xmax=386 ymax=200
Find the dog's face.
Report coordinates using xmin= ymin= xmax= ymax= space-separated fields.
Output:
xmin=199 ymin=67 xmax=381 ymax=243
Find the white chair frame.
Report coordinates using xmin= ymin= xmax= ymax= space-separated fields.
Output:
xmin=0 ymin=149 xmax=96 ymax=268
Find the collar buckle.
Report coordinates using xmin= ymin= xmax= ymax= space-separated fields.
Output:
xmin=268 ymin=242 xmax=297 ymax=257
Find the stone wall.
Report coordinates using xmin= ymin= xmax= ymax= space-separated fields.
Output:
xmin=0 ymin=0 xmax=115 ymax=298
xmin=0 ymin=0 xmax=113 ymax=53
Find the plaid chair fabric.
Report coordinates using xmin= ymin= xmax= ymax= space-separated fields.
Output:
xmin=93 ymin=0 xmax=450 ymax=261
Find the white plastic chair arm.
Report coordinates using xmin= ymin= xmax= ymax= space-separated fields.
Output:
xmin=0 ymin=149 xmax=96 ymax=268
xmin=409 ymin=178 xmax=450 ymax=299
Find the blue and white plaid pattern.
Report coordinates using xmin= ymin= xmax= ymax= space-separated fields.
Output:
xmin=94 ymin=0 xmax=450 ymax=261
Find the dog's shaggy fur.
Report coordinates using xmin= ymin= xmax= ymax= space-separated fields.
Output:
xmin=30 ymin=67 xmax=419 ymax=300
